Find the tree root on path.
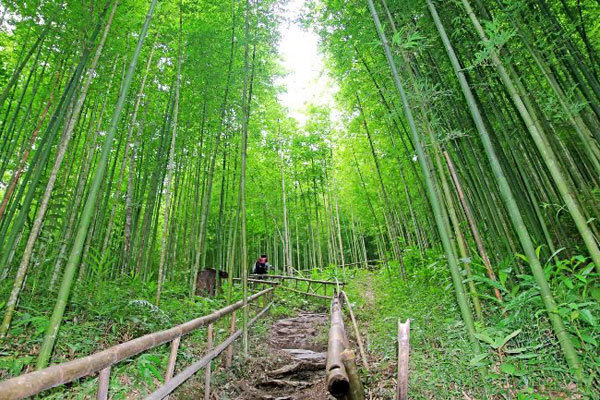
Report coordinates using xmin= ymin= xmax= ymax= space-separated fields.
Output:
xmin=257 ymin=379 xmax=314 ymax=389
xmin=267 ymin=361 xmax=326 ymax=377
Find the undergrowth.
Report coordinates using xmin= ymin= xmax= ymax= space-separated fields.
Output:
xmin=0 ymin=273 xmax=262 ymax=399
xmin=328 ymin=247 xmax=598 ymax=399
xmin=0 ymin=272 xmax=327 ymax=399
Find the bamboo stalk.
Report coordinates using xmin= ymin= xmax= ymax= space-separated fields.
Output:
xmin=443 ymin=151 xmax=503 ymax=303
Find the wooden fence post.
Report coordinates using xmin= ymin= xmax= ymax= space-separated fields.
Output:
xmin=96 ymin=366 xmax=110 ymax=400
xmin=204 ymin=323 xmax=213 ymax=400
xmin=164 ymin=336 xmax=180 ymax=400
xmin=225 ymin=310 xmax=236 ymax=369
xmin=397 ymin=319 xmax=410 ymax=400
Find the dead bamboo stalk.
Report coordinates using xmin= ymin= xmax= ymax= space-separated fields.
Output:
xmin=396 ymin=319 xmax=410 ymax=400
xmin=204 ymin=324 xmax=213 ymax=400
xmin=341 ymin=291 xmax=369 ymax=371
xmin=443 ymin=150 xmax=502 ymax=302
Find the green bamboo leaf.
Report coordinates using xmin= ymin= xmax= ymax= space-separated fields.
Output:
xmin=500 ymin=362 xmax=517 ymax=375
xmin=513 ymin=353 xmax=538 ymax=359
xmin=515 ymin=253 xmax=528 ymax=263
xmin=498 ymin=329 xmax=522 ymax=348
xmin=578 ymin=309 xmax=597 ymax=327
xmin=580 ymin=333 xmax=597 ymax=346
xmin=474 ymin=332 xmax=495 ymax=346
xmin=561 ymin=278 xmax=574 ymax=289
xmin=469 ymin=353 xmax=489 ymax=365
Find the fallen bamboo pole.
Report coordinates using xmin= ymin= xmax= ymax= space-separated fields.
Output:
xmin=396 ymin=319 xmax=410 ymax=400
xmin=144 ymin=303 xmax=272 ymax=400
xmin=326 ymin=296 xmax=350 ymax=398
xmin=0 ymin=288 xmax=274 ymax=399
xmin=342 ymin=349 xmax=365 ymax=400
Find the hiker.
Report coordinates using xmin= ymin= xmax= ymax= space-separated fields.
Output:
xmin=253 ymin=254 xmax=272 ymax=276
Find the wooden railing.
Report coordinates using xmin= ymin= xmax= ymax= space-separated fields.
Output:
xmin=0 ymin=287 xmax=274 ymax=400
xmin=145 ymin=302 xmax=272 ymax=400
xmin=248 ymin=273 xmax=344 ymax=300
xmin=252 ymin=274 xmax=345 ymax=286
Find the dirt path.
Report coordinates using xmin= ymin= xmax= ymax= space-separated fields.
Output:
xmin=232 ymin=312 xmax=334 ymax=399
xmin=362 ymin=273 xmax=375 ymax=310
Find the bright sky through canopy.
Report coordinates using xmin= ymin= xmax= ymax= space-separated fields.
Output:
xmin=277 ymin=0 xmax=338 ymax=124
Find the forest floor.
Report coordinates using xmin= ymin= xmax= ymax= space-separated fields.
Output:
xmin=1 ymin=265 xmax=589 ymax=399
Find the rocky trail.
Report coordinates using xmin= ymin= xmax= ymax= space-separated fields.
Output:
xmin=232 ymin=312 xmax=334 ymax=400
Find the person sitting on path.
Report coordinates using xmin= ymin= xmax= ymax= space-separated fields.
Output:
xmin=253 ymin=254 xmax=272 ymax=277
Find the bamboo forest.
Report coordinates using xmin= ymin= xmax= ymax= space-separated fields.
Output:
xmin=0 ymin=0 xmax=598 ymax=398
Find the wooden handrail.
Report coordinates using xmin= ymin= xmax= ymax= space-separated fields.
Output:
xmin=251 ymin=274 xmax=345 ymax=286
xmin=233 ymin=277 xmax=333 ymax=300
xmin=279 ymin=285 xmax=333 ymax=300
xmin=232 ymin=277 xmax=280 ymax=285
xmin=341 ymin=291 xmax=369 ymax=371
xmin=327 ymin=293 xmax=366 ymax=400
xmin=0 ymin=288 xmax=274 ymax=399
